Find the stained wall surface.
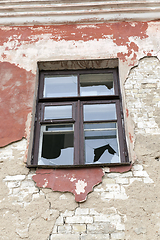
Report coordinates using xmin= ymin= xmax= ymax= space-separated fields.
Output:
xmin=0 ymin=20 xmax=160 ymax=239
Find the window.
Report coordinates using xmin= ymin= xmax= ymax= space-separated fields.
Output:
xmin=30 ymin=67 xmax=129 ymax=167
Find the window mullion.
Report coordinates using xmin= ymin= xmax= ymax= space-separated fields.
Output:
xmin=74 ymin=100 xmax=80 ymax=165
xmin=74 ymin=100 xmax=84 ymax=165
xmin=77 ymin=73 xmax=80 ymax=96
xmin=79 ymin=101 xmax=85 ymax=165
xmin=113 ymin=68 xmax=119 ymax=96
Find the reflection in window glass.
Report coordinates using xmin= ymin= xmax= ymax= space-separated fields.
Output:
xmin=84 ymin=123 xmax=120 ymax=164
xmin=44 ymin=75 xmax=78 ymax=97
xmin=44 ymin=105 xmax=72 ymax=120
xmin=80 ymin=73 xmax=114 ymax=96
xmin=38 ymin=125 xmax=74 ymax=165
xmin=84 ymin=104 xmax=117 ymax=121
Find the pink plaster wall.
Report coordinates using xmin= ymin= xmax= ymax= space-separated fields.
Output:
xmin=0 ymin=62 xmax=35 ymax=147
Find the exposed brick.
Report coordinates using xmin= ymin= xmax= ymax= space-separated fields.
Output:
xmin=55 ymin=216 xmax=64 ymax=225
xmin=51 ymin=234 xmax=79 ymax=240
xmin=52 ymin=225 xmax=58 ymax=234
xmin=81 ymin=234 xmax=110 ymax=240
xmin=107 ymin=173 xmax=121 ymax=178
xmin=111 ymin=232 xmax=125 ymax=239
xmin=125 ymin=57 xmax=160 ymax=136
xmin=72 ymin=224 xmax=86 ymax=233
xmin=101 ymin=192 xmax=114 ymax=199
xmin=7 ymin=181 xmax=20 ymax=188
xmin=89 ymin=209 xmax=100 ymax=215
xmin=119 ymin=172 xmax=133 ymax=178
xmin=58 ymin=225 xmax=71 ymax=234
xmin=116 ymin=223 xmax=125 ymax=231
xmin=102 ymin=178 xmax=116 ymax=184
xmin=3 ymin=175 xmax=26 ymax=181
xmin=134 ymin=227 xmax=146 ymax=235
xmin=20 ymin=180 xmax=35 ymax=188
xmin=129 ymin=178 xmax=142 ymax=184
xmin=114 ymin=192 xmax=128 ymax=200
xmin=105 ymin=184 xmax=120 ymax=192
xmin=107 ymin=214 xmax=121 ymax=224
xmin=87 ymin=223 xmax=115 ymax=234
xmin=75 ymin=208 xmax=89 ymax=215
xmin=94 ymin=214 xmax=111 ymax=223
xmin=143 ymin=177 xmax=154 ymax=183
xmin=133 ymin=171 xmax=149 ymax=177
xmin=141 ymin=83 xmax=157 ymax=88
xmin=63 ymin=210 xmax=74 ymax=217
xmin=132 ymin=165 xmax=143 ymax=171
xmin=116 ymin=178 xmax=129 ymax=185
xmin=66 ymin=216 xmax=93 ymax=224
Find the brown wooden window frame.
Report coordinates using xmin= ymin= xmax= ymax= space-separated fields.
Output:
xmin=29 ymin=68 xmax=129 ymax=168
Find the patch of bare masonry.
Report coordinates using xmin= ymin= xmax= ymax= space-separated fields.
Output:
xmin=0 ymin=136 xmax=155 ymax=239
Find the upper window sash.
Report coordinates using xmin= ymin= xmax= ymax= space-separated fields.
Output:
xmin=38 ymin=69 xmax=120 ymax=100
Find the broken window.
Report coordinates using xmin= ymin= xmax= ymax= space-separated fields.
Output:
xmin=29 ymin=68 xmax=129 ymax=167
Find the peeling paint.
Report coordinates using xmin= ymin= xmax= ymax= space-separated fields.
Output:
xmin=126 ymin=109 xmax=129 ymax=118
xmin=42 ymin=178 xmax=48 ymax=188
xmin=0 ymin=22 xmax=148 ymax=44
xmin=32 ymin=168 xmax=104 ymax=202
xmin=129 ymin=133 xmax=134 ymax=143
xmin=0 ymin=22 xmax=148 ymax=63
xmin=70 ymin=177 xmax=76 ymax=182
xmin=0 ymin=62 xmax=35 ymax=147
xmin=75 ymin=180 xmax=87 ymax=195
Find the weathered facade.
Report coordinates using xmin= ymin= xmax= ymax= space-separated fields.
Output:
xmin=1 ymin=1 xmax=160 ymax=239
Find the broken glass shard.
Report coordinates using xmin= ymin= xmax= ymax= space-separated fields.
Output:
xmin=93 ymin=144 xmax=116 ymax=162
xmin=84 ymin=123 xmax=120 ymax=164
xmin=38 ymin=124 xmax=74 ymax=165
xmin=80 ymin=73 xmax=114 ymax=96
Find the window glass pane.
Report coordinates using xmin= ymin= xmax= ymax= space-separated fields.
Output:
xmin=44 ymin=75 xmax=78 ymax=97
xmin=84 ymin=104 xmax=117 ymax=121
xmin=80 ymin=73 xmax=114 ymax=96
xmin=46 ymin=124 xmax=73 ymax=131
xmin=38 ymin=124 xmax=74 ymax=165
xmin=84 ymin=123 xmax=120 ymax=164
xmin=44 ymin=105 xmax=72 ymax=120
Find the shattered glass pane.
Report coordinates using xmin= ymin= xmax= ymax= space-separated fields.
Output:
xmin=84 ymin=104 xmax=117 ymax=121
xmin=44 ymin=105 xmax=72 ymax=120
xmin=44 ymin=75 xmax=78 ymax=97
xmin=84 ymin=123 xmax=120 ymax=164
xmin=38 ymin=124 xmax=74 ymax=165
xmin=80 ymin=73 xmax=114 ymax=96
